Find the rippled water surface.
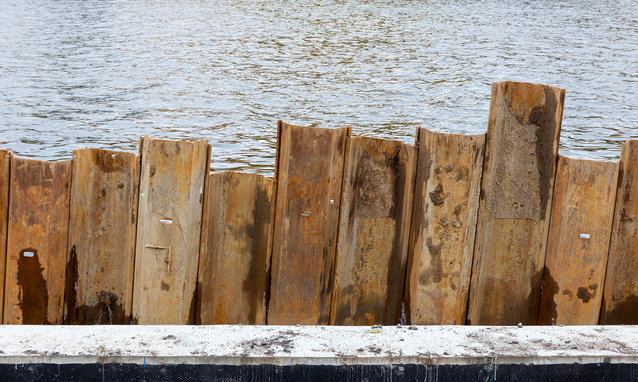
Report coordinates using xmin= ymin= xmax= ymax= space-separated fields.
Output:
xmin=1 ymin=0 xmax=636 ymax=175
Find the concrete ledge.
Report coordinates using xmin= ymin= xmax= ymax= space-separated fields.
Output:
xmin=0 ymin=325 xmax=636 ymax=381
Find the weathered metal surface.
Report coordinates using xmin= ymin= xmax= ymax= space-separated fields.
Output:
xmin=132 ymin=136 xmax=210 ymax=324
xmin=407 ymin=129 xmax=485 ymax=325
xmin=601 ymin=139 xmax=638 ymax=324
xmin=3 ymin=158 xmax=72 ymax=324
xmin=197 ymin=172 xmax=275 ymax=325
xmin=331 ymin=137 xmax=415 ymax=326
xmin=467 ymin=81 xmax=565 ymax=325
xmin=0 ymin=150 xmax=10 ymax=322
xmin=65 ymin=149 xmax=140 ymax=324
xmin=268 ymin=121 xmax=350 ymax=325
xmin=538 ymin=156 xmax=619 ymax=325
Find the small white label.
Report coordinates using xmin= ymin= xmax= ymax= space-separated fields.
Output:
xmin=579 ymin=233 xmax=591 ymax=239
xmin=160 ymin=218 xmax=173 ymax=224
xmin=111 ymin=154 xmax=116 ymax=158
xmin=329 ymin=200 xmax=335 ymax=204
xmin=23 ymin=251 xmax=35 ymax=257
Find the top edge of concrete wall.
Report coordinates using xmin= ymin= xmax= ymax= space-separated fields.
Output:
xmin=0 ymin=325 xmax=636 ymax=366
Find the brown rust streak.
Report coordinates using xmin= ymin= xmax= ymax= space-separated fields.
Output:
xmin=241 ymin=178 xmax=273 ymax=324
xmin=269 ymin=123 xmax=349 ymax=325
xmin=0 ymin=150 xmax=10 ymax=321
xmin=332 ymin=137 xmax=413 ymax=325
xmin=17 ymin=249 xmax=49 ymax=324
xmin=63 ymin=245 xmax=78 ymax=323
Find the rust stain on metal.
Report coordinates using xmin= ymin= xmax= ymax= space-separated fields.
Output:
xmin=4 ymin=157 xmax=71 ymax=325
xmin=467 ymin=82 xmax=564 ymax=325
xmin=17 ymin=248 xmax=49 ymax=324
xmin=331 ymin=136 xmax=415 ymax=326
xmin=63 ymin=245 xmax=78 ymax=324
xmin=197 ymin=172 xmax=275 ymax=325
xmin=66 ymin=149 xmax=140 ymax=325
xmin=538 ymin=157 xmax=618 ymax=325
xmin=269 ymin=122 xmax=350 ymax=325
xmin=602 ymin=140 xmax=638 ymax=324
xmin=539 ymin=268 xmax=560 ymax=324
xmin=132 ymin=136 xmax=210 ymax=324
xmin=0 ymin=149 xmax=10 ymax=321
xmin=407 ymin=128 xmax=484 ymax=325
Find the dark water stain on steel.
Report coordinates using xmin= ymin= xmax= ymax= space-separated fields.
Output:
xmin=241 ymin=182 xmax=273 ymax=324
xmin=577 ymin=287 xmax=593 ymax=303
xmin=383 ymin=143 xmax=410 ymax=325
xmin=17 ymin=248 xmax=49 ymax=324
xmin=334 ymin=284 xmax=386 ymax=326
xmin=620 ymin=207 xmax=633 ymax=223
xmin=476 ymin=277 xmax=531 ymax=325
xmin=158 ymin=141 xmax=172 ymax=158
xmin=455 ymin=166 xmax=468 ymax=181
xmin=475 ymin=268 xmax=543 ymax=325
xmin=354 ymin=292 xmax=386 ymax=326
xmin=77 ymin=291 xmax=123 ymax=324
xmin=537 ymin=267 xmax=559 ymax=324
xmin=94 ymin=151 xmax=122 ymax=174
xmin=619 ymin=173 xmax=634 ymax=223
xmin=420 ymin=237 xmax=443 ymax=284
xmin=332 ymin=285 xmax=354 ymax=325
xmin=161 ymin=281 xmax=170 ymax=291
xmin=617 ymin=160 xmax=624 ymax=187
xmin=318 ymin=243 xmax=335 ymax=325
xmin=187 ymin=289 xmax=197 ymax=324
xmin=195 ymin=281 xmax=203 ymax=325
xmin=131 ymin=208 xmax=137 ymax=225
xmin=65 ymin=246 xmax=126 ymax=324
xmin=386 ymin=144 xmax=403 ymax=218
xmin=532 ymin=87 xmax=561 ymax=220
xmin=473 ymin=140 xmax=484 ymax=165
xmin=527 ymin=269 xmax=544 ymax=325
xmin=429 ymin=184 xmax=446 ymax=206
xmin=63 ymin=245 xmax=78 ymax=324
xmin=242 ymin=218 xmax=258 ymax=324
xmin=603 ymin=294 xmax=638 ymax=324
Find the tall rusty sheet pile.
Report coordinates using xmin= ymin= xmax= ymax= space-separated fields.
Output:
xmin=0 ymin=81 xmax=635 ymax=326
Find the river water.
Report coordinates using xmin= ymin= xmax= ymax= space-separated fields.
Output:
xmin=1 ymin=0 xmax=636 ymax=175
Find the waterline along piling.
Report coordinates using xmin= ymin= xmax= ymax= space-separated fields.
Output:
xmin=0 ymin=81 xmax=636 ymax=326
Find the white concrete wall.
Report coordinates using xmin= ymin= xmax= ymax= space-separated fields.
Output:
xmin=0 ymin=325 xmax=636 ymax=366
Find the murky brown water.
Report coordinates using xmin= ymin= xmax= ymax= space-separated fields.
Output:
xmin=1 ymin=0 xmax=636 ymax=175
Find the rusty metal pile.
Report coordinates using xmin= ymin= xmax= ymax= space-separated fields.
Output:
xmin=0 ymin=81 xmax=635 ymax=326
